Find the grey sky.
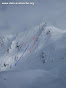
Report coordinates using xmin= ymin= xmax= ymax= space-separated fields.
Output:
xmin=0 ymin=0 xmax=66 ymax=33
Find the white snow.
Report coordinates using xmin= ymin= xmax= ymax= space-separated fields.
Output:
xmin=0 ymin=22 xmax=66 ymax=88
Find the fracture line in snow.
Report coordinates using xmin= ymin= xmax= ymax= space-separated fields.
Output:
xmin=20 ymin=37 xmax=37 ymax=53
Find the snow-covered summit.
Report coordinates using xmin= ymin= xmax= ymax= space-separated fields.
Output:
xmin=0 ymin=23 xmax=66 ymax=72
xmin=0 ymin=23 xmax=66 ymax=88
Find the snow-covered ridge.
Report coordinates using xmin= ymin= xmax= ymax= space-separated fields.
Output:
xmin=0 ymin=23 xmax=66 ymax=88
xmin=0 ymin=23 xmax=66 ymax=73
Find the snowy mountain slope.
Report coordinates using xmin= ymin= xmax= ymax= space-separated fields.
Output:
xmin=0 ymin=23 xmax=66 ymax=88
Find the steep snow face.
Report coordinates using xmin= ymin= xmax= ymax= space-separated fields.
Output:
xmin=0 ymin=23 xmax=66 ymax=72
xmin=0 ymin=23 xmax=66 ymax=88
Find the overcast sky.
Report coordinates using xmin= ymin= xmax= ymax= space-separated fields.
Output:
xmin=0 ymin=0 xmax=66 ymax=33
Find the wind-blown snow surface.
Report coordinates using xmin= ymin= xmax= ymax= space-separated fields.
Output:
xmin=0 ymin=23 xmax=66 ymax=88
